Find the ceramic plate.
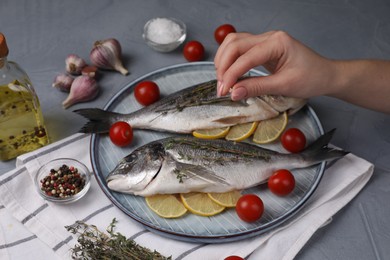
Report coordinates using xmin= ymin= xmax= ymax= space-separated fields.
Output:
xmin=90 ymin=62 xmax=324 ymax=243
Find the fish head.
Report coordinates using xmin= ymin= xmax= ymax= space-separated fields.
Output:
xmin=106 ymin=142 xmax=165 ymax=193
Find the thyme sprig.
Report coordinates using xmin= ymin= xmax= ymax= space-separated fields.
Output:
xmin=165 ymin=138 xmax=271 ymax=161
xmin=177 ymin=150 xmax=241 ymax=165
xmin=65 ymin=218 xmax=171 ymax=260
xmin=174 ymin=168 xmax=187 ymax=183
xmin=155 ymin=80 xmax=234 ymax=113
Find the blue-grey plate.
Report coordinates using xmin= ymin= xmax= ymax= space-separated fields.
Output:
xmin=90 ymin=62 xmax=324 ymax=243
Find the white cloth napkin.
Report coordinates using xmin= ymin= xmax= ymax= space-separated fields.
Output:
xmin=0 ymin=133 xmax=373 ymax=260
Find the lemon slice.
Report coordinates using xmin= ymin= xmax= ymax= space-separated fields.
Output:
xmin=145 ymin=194 xmax=187 ymax=218
xmin=207 ymin=190 xmax=242 ymax=207
xmin=225 ymin=122 xmax=259 ymax=142
xmin=192 ymin=127 xmax=230 ymax=139
xmin=253 ymin=112 xmax=288 ymax=144
xmin=180 ymin=193 xmax=225 ymax=216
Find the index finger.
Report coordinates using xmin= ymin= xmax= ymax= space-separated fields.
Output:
xmin=214 ymin=32 xmax=251 ymax=69
xmin=216 ymin=32 xmax=282 ymax=96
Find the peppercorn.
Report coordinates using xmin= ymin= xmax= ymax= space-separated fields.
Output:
xmin=40 ymin=164 xmax=86 ymax=198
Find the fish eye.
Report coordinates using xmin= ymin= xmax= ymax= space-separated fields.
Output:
xmin=124 ymin=153 xmax=138 ymax=164
xmin=130 ymin=153 xmax=137 ymax=161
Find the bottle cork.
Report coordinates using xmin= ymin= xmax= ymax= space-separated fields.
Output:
xmin=0 ymin=33 xmax=9 ymax=58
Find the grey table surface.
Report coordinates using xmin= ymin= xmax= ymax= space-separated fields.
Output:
xmin=1 ymin=0 xmax=389 ymax=259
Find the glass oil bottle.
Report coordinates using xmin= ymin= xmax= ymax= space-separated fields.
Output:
xmin=0 ymin=33 xmax=49 ymax=160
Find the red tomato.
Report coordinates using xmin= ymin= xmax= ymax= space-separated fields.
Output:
xmin=281 ymin=128 xmax=307 ymax=153
xmin=214 ymin=24 xmax=236 ymax=45
xmin=183 ymin=40 xmax=205 ymax=62
xmin=224 ymin=256 xmax=244 ymax=260
xmin=134 ymin=81 xmax=160 ymax=106
xmin=109 ymin=121 xmax=133 ymax=147
xmin=268 ymin=169 xmax=296 ymax=196
xmin=235 ymin=194 xmax=264 ymax=222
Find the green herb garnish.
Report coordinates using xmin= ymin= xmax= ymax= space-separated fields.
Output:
xmin=174 ymin=168 xmax=187 ymax=183
xmin=66 ymin=218 xmax=171 ymax=260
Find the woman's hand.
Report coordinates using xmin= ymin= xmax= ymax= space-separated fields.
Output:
xmin=214 ymin=31 xmax=337 ymax=100
xmin=214 ymin=30 xmax=390 ymax=113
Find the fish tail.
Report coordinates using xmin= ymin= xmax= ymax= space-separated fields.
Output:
xmin=74 ymin=108 xmax=120 ymax=133
xmin=301 ymin=129 xmax=349 ymax=164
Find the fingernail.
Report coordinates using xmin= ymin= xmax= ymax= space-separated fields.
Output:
xmin=231 ymin=87 xmax=248 ymax=101
xmin=217 ymin=81 xmax=223 ymax=97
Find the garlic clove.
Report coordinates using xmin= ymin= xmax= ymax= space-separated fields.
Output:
xmin=81 ymin=65 xmax=99 ymax=78
xmin=52 ymin=73 xmax=74 ymax=92
xmin=62 ymin=75 xmax=99 ymax=109
xmin=90 ymin=38 xmax=129 ymax=76
xmin=66 ymin=54 xmax=87 ymax=75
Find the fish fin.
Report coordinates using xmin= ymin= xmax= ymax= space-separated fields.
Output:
xmin=213 ymin=116 xmax=248 ymax=125
xmin=301 ymin=129 xmax=349 ymax=163
xmin=175 ymin=162 xmax=230 ymax=185
xmin=73 ymin=108 xmax=121 ymax=133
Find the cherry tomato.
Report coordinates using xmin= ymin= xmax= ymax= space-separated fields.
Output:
xmin=109 ymin=121 xmax=133 ymax=147
xmin=281 ymin=128 xmax=307 ymax=153
xmin=134 ymin=81 xmax=160 ymax=106
xmin=224 ymin=256 xmax=244 ymax=260
xmin=268 ymin=169 xmax=296 ymax=196
xmin=214 ymin=24 xmax=236 ymax=45
xmin=235 ymin=194 xmax=264 ymax=222
xmin=183 ymin=40 xmax=205 ymax=62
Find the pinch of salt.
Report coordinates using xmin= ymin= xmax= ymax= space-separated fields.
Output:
xmin=146 ymin=18 xmax=183 ymax=44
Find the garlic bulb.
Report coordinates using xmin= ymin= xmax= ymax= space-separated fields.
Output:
xmin=90 ymin=38 xmax=129 ymax=75
xmin=62 ymin=75 xmax=99 ymax=109
xmin=66 ymin=54 xmax=87 ymax=75
xmin=52 ymin=73 xmax=74 ymax=92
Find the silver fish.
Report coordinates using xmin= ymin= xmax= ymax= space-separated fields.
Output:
xmin=106 ymin=129 xmax=347 ymax=196
xmin=74 ymin=79 xmax=306 ymax=134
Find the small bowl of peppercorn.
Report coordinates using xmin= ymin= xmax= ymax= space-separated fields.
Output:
xmin=34 ymin=158 xmax=91 ymax=204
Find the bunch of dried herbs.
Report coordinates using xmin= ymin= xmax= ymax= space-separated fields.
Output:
xmin=65 ymin=218 xmax=171 ymax=260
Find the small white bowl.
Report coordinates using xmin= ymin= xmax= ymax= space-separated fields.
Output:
xmin=143 ymin=17 xmax=186 ymax=52
xmin=34 ymin=158 xmax=91 ymax=204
